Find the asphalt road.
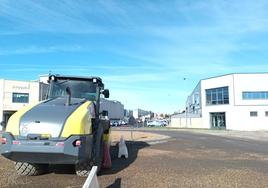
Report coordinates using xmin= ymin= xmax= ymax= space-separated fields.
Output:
xmin=1 ymin=130 xmax=268 ymax=188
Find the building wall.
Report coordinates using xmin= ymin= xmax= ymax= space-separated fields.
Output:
xmin=229 ymin=106 xmax=268 ymax=130
xmin=133 ymin=109 xmax=151 ymax=119
xmin=231 ymin=74 xmax=268 ymax=130
xmin=201 ymin=74 xmax=268 ymax=131
xmin=133 ymin=110 xmax=138 ymax=119
xmin=39 ymin=75 xmax=49 ymax=84
xmin=2 ymin=80 xmax=40 ymax=111
xmin=170 ymin=116 xmax=203 ymax=128
xmin=186 ymin=82 xmax=201 ymax=115
xmin=173 ymin=73 xmax=268 ymax=131
xmin=233 ymin=74 xmax=268 ymax=106
xmin=100 ymin=99 xmax=124 ymax=120
xmin=200 ymin=74 xmax=234 ymax=129
xmin=0 ymin=79 xmax=45 ymax=127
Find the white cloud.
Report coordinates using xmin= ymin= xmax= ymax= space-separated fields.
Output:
xmin=0 ymin=45 xmax=85 ymax=55
xmin=0 ymin=1 xmax=107 ymax=34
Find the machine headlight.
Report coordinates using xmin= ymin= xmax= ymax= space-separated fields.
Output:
xmin=51 ymin=75 xmax=56 ymax=81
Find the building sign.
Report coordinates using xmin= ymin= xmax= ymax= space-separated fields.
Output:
xmin=12 ymin=85 xmax=30 ymax=90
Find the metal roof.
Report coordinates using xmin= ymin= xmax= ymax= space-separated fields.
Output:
xmin=201 ymin=72 xmax=268 ymax=81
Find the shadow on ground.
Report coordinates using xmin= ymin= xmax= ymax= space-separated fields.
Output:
xmin=49 ymin=164 xmax=76 ymax=174
xmin=46 ymin=141 xmax=149 ymax=178
xmin=106 ymin=178 xmax=122 ymax=188
xmin=101 ymin=141 xmax=150 ymax=188
xmin=100 ymin=141 xmax=150 ymax=176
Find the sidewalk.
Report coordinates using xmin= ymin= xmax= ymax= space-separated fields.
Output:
xmin=113 ymin=126 xmax=268 ymax=142
xmin=188 ymin=129 xmax=268 ymax=142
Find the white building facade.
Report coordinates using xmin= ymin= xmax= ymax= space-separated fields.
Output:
xmin=171 ymin=73 xmax=268 ymax=131
xmin=0 ymin=79 xmax=48 ymax=126
xmin=133 ymin=109 xmax=151 ymax=119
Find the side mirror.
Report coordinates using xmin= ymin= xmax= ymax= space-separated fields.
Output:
xmin=101 ymin=89 xmax=110 ymax=98
xmin=102 ymin=110 xmax=108 ymax=117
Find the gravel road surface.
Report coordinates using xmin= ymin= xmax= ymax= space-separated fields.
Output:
xmin=1 ymin=129 xmax=268 ymax=188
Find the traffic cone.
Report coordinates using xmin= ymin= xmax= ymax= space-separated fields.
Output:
xmin=118 ymin=136 xmax=128 ymax=158
xmin=102 ymin=142 xmax=112 ymax=168
xmin=102 ymin=131 xmax=112 ymax=169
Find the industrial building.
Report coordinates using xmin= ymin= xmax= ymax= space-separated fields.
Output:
xmin=170 ymin=73 xmax=268 ymax=131
xmin=0 ymin=79 xmax=48 ymax=128
xmin=133 ymin=109 xmax=152 ymax=119
xmin=124 ymin=109 xmax=133 ymax=118
xmin=100 ymin=99 xmax=124 ymax=120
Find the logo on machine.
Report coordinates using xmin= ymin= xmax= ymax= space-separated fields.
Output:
xmin=20 ymin=124 xmax=29 ymax=135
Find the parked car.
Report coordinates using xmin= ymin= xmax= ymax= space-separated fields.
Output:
xmin=110 ymin=120 xmax=120 ymax=127
xmin=119 ymin=120 xmax=127 ymax=125
xmin=159 ymin=119 xmax=169 ymax=126
xmin=147 ymin=120 xmax=165 ymax=127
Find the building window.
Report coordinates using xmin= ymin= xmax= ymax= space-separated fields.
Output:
xmin=242 ymin=91 xmax=268 ymax=100
xmin=250 ymin=111 xmax=258 ymax=117
xmin=12 ymin=93 xmax=29 ymax=103
xmin=206 ymin=86 xmax=229 ymax=105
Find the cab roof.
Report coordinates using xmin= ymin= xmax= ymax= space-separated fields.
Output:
xmin=49 ymin=74 xmax=104 ymax=87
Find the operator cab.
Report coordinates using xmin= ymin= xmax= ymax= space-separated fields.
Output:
xmin=47 ymin=75 xmax=109 ymax=101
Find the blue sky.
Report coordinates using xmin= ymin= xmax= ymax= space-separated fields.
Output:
xmin=1 ymin=0 xmax=268 ymax=113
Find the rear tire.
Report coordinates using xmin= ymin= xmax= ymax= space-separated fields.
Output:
xmin=75 ymin=161 xmax=94 ymax=177
xmin=95 ymin=136 xmax=104 ymax=174
xmin=15 ymin=162 xmax=48 ymax=176
xmin=75 ymin=135 xmax=104 ymax=177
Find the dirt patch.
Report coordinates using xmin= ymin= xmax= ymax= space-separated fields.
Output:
xmin=0 ymin=157 xmax=31 ymax=188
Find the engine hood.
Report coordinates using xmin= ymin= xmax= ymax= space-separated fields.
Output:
xmin=19 ymin=97 xmax=86 ymax=138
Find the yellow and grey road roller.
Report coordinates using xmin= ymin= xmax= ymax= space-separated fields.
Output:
xmin=0 ymin=74 xmax=111 ymax=177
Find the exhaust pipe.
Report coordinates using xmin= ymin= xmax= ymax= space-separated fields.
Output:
xmin=66 ymin=87 xmax=71 ymax=106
